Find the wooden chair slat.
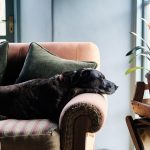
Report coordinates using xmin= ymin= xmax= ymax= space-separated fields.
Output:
xmin=133 ymin=82 xmax=145 ymax=102
xmin=127 ymin=82 xmax=150 ymax=149
xmin=126 ymin=116 xmax=144 ymax=150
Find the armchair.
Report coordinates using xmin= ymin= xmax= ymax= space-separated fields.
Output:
xmin=0 ymin=42 xmax=107 ymax=150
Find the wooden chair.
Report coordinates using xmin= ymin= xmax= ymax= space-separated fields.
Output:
xmin=126 ymin=82 xmax=150 ymax=150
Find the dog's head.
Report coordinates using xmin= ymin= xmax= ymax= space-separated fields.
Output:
xmin=60 ymin=68 xmax=118 ymax=95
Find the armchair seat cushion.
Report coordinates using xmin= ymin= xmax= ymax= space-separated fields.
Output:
xmin=0 ymin=119 xmax=60 ymax=150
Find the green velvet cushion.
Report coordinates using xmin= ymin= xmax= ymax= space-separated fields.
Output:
xmin=16 ymin=42 xmax=97 ymax=83
xmin=0 ymin=41 xmax=8 ymax=84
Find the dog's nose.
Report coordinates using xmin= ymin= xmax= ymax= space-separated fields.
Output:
xmin=115 ymin=85 xmax=118 ymax=90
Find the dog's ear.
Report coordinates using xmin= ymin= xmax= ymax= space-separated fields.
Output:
xmin=71 ymin=69 xmax=92 ymax=87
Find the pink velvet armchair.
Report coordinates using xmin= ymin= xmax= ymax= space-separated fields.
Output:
xmin=0 ymin=42 xmax=107 ymax=150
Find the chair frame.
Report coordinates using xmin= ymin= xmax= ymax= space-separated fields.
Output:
xmin=126 ymin=82 xmax=150 ymax=150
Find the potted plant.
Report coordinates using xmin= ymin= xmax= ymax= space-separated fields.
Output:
xmin=125 ymin=18 xmax=150 ymax=118
xmin=125 ymin=18 xmax=150 ymax=83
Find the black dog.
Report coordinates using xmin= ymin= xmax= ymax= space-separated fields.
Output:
xmin=0 ymin=68 xmax=118 ymax=123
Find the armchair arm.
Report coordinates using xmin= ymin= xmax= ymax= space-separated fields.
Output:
xmin=59 ymin=93 xmax=108 ymax=150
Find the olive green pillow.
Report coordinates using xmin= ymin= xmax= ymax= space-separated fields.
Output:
xmin=16 ymin=42 xmax=97 ymax=83
xmin=0 ymin=41 xmax=8 ymax=84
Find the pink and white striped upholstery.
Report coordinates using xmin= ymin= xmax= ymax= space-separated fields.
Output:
xmin=0 ymin=119 xmax=58 ymax=137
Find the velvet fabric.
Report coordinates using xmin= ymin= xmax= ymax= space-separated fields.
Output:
xmin=0 ymin=41 xmax=8 ymax=84
xmin=16 ymin=42 xmax=97 ymax=83
xmin=2 ymin=42 xmax=100 ymax=85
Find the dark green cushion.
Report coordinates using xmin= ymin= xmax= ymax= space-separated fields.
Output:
xmin=0 ymin=41 xmax=8 ymax=84
xmin=16 ymin=42 xmax=97 ymax=83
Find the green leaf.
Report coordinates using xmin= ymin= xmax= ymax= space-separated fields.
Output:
xmin=126 ymin=46 xmax=149 ymax=56
xmin=130 ymin=32 xmax=150 ymax=51
xmin=129 ymin=53 xmax=150 ymax=63
xmin=125 ymin=66 xmax=150 ymax=75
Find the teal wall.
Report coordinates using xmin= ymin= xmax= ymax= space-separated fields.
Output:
xmin=54 ymin=1 xmax=132 ymax=149
xmin=20 ymin=0 xmax=52 ymax=42
xmin=19 ymin=0 xmax=132 ymax=149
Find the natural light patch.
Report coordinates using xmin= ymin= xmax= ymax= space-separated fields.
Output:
xmin=144 ymin=1 xmax=150 ymax=77
xmin=0 ymin=39 xmax=6 ymax=42
xmin=0 ymin=0 xmax=6 ymax=36
xmin=143 ymin=89 xmax=150 ymax=98
xmin=143 ymin=89 xmax=150 ymax=105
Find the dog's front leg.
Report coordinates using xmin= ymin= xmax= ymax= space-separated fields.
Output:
xmin=0 ymin=115 xmax=8 ymax=120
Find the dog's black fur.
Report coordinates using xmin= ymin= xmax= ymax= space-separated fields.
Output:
xmin=0 ymin=68 xmax=117 ymax=123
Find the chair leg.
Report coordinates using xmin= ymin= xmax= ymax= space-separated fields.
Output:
xmin=126 ymin=116 xmax=144 ymax=150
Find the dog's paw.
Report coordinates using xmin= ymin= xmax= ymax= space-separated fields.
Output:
xmin=0 ymin=115 xmax=8 ymax=120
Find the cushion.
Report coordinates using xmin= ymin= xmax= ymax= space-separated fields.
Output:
xmin=0 ymin=119 xmax=60 ymax=150
xmin=0 ymin=119 xmax=57 ymax=137
xmin=16 ymin=42 xmax=97 ymax=83
xmin=0 ymin=41 xmax=8 ymax=84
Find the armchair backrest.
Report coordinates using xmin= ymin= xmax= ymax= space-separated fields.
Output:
xmin=3 ymin=42 xmax=100 ymax=85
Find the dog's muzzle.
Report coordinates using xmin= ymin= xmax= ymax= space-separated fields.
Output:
xmin=105 ymin=82 xmax=118 ymax=95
